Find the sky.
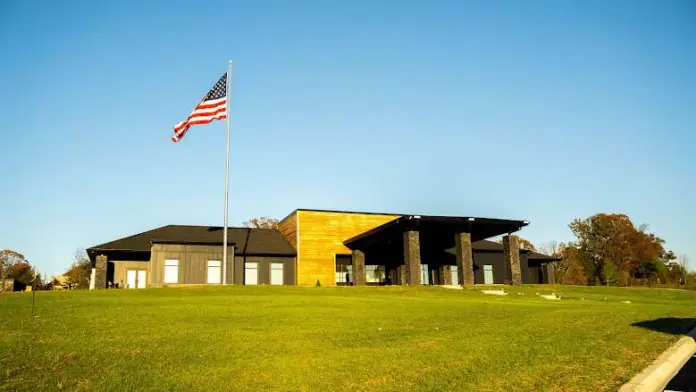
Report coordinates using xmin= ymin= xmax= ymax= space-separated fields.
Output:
xmin=0 ymin=0 xmax=694 ymax=276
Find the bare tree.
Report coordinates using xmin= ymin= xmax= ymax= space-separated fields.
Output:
xmin=64 ymin=249 xmax=92 ymax=289
xmin=678 ymin=254 xmax=690 ymax=284
xmin=538 ymin=241 xmax=561 ymax=257
xmin=242 ymin=217 xmax=279 ymax=229
xmin=496 ymin=237 xmax=536 ymax=250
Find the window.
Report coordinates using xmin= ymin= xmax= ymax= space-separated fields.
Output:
xmin=164 ymin=260 xmax=179 ymax=284
xmin=451 ymin=265 xmax=459 ymax=285
xmin=336 ymin=263 xmax=352 ymax=285
xmin=207 ymin=260 xmax=221 ymax=284
xmin=245 ymin=262 xmax=258 ymax=285
xmin=421 ymin=264 xmax=430 ymax=285
xmin=270 ymin=263 xmax=284 ymax=285
xmin=335 ymin=255 xmax=352 ymax=286
xmin=366 ymin=265 xmax=386 ymax=284
xmin=483 ymin=264 xmax=494 ymax=285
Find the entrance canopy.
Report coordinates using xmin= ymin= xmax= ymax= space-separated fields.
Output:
xmin=344 ymin=215 xmax=528 ymax=251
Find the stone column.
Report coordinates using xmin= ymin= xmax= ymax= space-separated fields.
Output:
xmin=351 ymin=250 xmax=366 ymax=286
xmin=503 ymin=235 xmax=522 ymax=286
xmin=95 ymin=254 xmax=108 ymax=289
xmin=546 ymin=262 xmax=556 ymax=285
xmin=455 ymin=232 xmax=474 ymax=285
xmin=396 ymin=265 xmax=407 ymax=285
xmin=403 ymin=230 xmax=422 ymax=285
xmin=439 ymin=265 xmax=452 ymax=285
xmin=541 ymin=262 xmax=548 ymax=283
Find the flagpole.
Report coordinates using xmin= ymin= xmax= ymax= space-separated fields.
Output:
xmin=222 ymin=60 xmax=232 ymax=285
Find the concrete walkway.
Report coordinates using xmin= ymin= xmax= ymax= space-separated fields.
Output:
xmin=664 ymin=353 xmax=696 ymax=392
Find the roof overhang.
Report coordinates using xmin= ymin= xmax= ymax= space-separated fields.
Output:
xmin=344 ymin=215 xmax=528 ymax=250
xmin=85 ymin=248 xmax=151 ymax=263
xmin=150 ymin=239 xmax=238 ymax=246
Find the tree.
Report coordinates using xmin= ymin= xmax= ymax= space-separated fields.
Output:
xmin=0 ymin=249 xmax=32 ymax=291
xmin=677 ymin=254 xmax=690 ymax=284
xmin=517 ymin=237 xmax=536 ymax=251
xmin=555 ymin=243 xmax=588 ymax=285
xmin=496 ymin=236 xmax=536 ymax=250
xmin=568 ymin=213 xmax=672 ymax=286
xmin=602 ymin=259 xmax=619 ymax=286
xmin=538 ymin=241 xmax=561 ymax=257
xmin=242 ymin=217 xmax=279 ymax=229
xmin=8 ymin=262 xmax=36 ymax=285
xmin=64 ymin=249 xmax=92 ymax=289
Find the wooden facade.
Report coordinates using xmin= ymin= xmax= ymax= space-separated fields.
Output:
xmin=279 ymin=210 xmax=399 ymax=286
xmin=233 ymin=255 xmax=296 ymax=285
xmin=277 ymin=212 xmax=297 ymax=249
xmin=149 ymin=244 xmax=235 ymax=286
xmin=112 ymin=260 xmax=150 ymax=288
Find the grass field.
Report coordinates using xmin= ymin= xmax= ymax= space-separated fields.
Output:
xmin=1 ymin=285 xmax=695 ymax=392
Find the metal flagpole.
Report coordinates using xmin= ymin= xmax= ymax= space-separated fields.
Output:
xmin=222 ymin=60 xmax=232 ymax=285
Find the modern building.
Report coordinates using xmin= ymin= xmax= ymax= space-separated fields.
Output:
xmin=86 ymin=209 xmax=558 ymax=289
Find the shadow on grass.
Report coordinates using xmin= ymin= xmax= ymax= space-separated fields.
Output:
xmin=631 ymin=318 xmax=696 ymax=335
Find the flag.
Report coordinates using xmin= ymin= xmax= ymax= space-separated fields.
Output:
xmin=172 ymin=73 xmax=228 ymax=142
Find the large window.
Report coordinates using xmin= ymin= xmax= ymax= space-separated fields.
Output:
xmin=451 ymin=265 xmax=459 ymax=285
xmin=336 ymin=255 xmax=352 ymax=286
xmin=270 ymin=263 xmax=284 ymax=285
xmin=245 ymin=262 xmax=258 ymax=285
xmin=207 ymin=260 xmax=221 ymax=284
xmin=421 ymin=264 xmax=430 ymax=285
xmin=366 ymin=265 xmax=386 ymax=284
xmin=164 ymin=259 xmax=179 ymax=284
xmin=483 ymin=264 xmax=494 ymax=284
xmin=336 ymin=264 xmax=352 ymax=285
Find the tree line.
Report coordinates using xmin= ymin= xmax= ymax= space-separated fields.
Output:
xmin=537 ymin=213 xmax=692 ymax=286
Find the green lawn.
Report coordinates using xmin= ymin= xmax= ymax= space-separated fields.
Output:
xmin=1 ymin=285 xmax=695 ymax=392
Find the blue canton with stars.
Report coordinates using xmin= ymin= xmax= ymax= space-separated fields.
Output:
xmin=203 ymin=73 xmax=227 ymax=101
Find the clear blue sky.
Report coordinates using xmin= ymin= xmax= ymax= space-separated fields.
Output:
xmin=1 ymin=0 xmax=694 ymax=276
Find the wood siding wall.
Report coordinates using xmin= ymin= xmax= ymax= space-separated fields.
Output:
xmin=233 ymin=255 xmax=296 ymax=285
xmin=277 ymin=212 xmax=298 ymax=250
xmin=112 ymin=260 xmax=150 ymax=288
xmin=150 ymin=244 xmax=235 ymax=286
xmin=295 ymin=211 xmax=398 ymax=286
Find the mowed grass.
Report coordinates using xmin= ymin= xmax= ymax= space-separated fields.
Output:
xmin=1 ymin=286 xmax=695 ymax=392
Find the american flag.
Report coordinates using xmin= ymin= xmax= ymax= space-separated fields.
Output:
xmin=172 ymin=73 xmax=228 ymax=142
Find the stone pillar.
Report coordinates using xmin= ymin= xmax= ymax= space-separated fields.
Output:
xmin=403 ymin=230 xmax=422 ymax=285
xmin=503 ymin=235 xmax=522 ymax=286
xmin=351 ymin=250 xmax=366 ymax=286
xmin=455 ymin=232 xmax=474 ymax=285
xmin=439 ymin=265 xmax=452 ymax=285
xmin=94 ymin=254 xmax=108 ymax=289
xmin=546 ymin=262 xmax=556 ymax=285
xmin=396 ymin=265 xmax=407 ymax=285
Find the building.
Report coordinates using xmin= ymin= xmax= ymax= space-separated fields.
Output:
xmin=1 ymin=279 xmax=27 ymax=292
xmin=86 ymin=209 xmax=559 ymax=289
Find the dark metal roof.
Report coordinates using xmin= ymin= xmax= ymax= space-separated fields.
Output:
xmin=87 ymin=225 xmax=296 ymax=256
xmin=344 ymin=215 xmax=529 ymax=248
